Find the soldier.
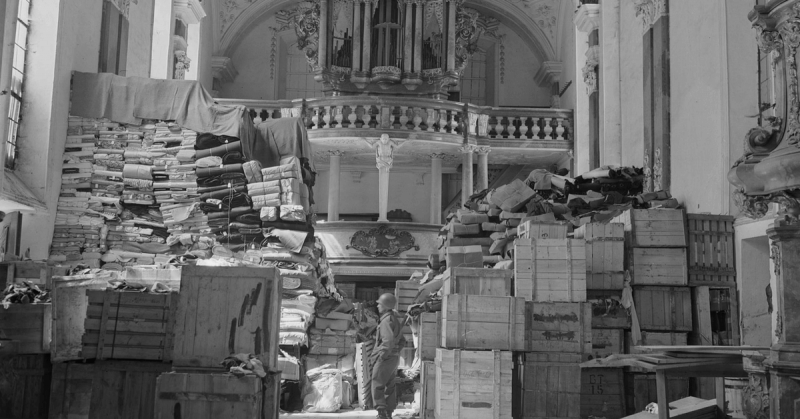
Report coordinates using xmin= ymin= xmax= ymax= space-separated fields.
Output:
xmin=372 ymin=293 xmax=406 ymax=419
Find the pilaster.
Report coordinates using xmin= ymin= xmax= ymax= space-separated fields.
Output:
xmin=327 ymin=151 xmax=344 ymax=222
xmin=430 ymin=153 xmax=446 ymax=225
xmin=474 ymin=146 xmax=491 ymax=192
xmin=459 ymin=145 xmax=474 ymax=201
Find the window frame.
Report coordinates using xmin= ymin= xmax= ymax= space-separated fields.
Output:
xmin=5 ymin=0 xmax=31 ymax=169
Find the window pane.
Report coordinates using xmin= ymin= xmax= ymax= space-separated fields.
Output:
xmin=17 ymin=0 xmax=30 ymax=23
xmin=10 ymin=69 xmax=23 ymax=95
xmin=15 ymin=20 xmax=28 ymax=48
xmin=8 ymin=97 xmax=20 ymax=122
xmin=6 ymin=120 xmax=18 ymax=167
xmin=12 ymin=44 xmax=26 ymax=74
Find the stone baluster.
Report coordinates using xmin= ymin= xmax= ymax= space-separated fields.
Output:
xmin=438 ymin=109 xmax=448 ymax=133
xmin=532 ymin=117 xmax=541 ymax=139
xmin=543 ymin=117 xmax=553 ymax=140
xmin=488 ymin=116 xmax=497 ymax=138
xmin=555 ymin=118 xmax=565 ymax=140
xmin=399 ymin=106 xmax=410 ymax=130
xmin=333 ymin=106 xmax=343 ymax=128
xmin=348 ymin=105 xmax=358 ymax=127
xmin=426 ymin=109 xmax=436 ymax=132
xmin=323 ymin=106 xmax=332 ymax=129
xmin=519 ymin=116 xmax=529 ymax=139
xmin=507 ymin=117 xmax=518 ymax=139
xmin=412 ymin=108 xmax=423 ymax=131
xmin=449 ymin=112 xmax=459 ymax=133
xmin=311 ymin=107 xmax=320 ymax=129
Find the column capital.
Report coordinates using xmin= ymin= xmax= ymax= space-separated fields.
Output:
xmin=534 ymin=61 xmax=563 ymax=86
xmin=474 ymin=146 xmax=491 ymax=155
xmin=574 ymin=3 xmax=601 ymax=33
xmin=430 ymin=153 xmax=448 ymax=160
xmin=212 ymin=56 xmax=239 ymax=84
xmin=327 ymin=150 xmax=345 ymax=157
xmin=458 ymin=144 xmax=475 ymax=154
xmin=634 ymin=0 xmax=668 ymax=34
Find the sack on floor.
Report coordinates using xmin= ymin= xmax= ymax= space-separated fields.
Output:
xmin=302 ymin=365 xmax=343 ymax=413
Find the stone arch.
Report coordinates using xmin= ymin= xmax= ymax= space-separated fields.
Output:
xmin=217 ymin=0 xmax=557 ymax=63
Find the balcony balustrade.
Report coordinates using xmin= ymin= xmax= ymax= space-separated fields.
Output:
xmin=215 ymin=96 xmax=573 ymax=145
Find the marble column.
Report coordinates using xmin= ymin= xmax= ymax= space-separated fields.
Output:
xmin=460 ymin=145 xmax=474 ymax=201
xmin=363 ymin=1 xmax=373 ymax=72
xmin=326 ymin=151 xmax=343 ymax=221
xmin=430 ymin=153 xmax=446 ymax=224
xmin=366 ymin=135 xmax=402 ymax=222
xmin=474 ymin=146 xmax=491 ymax=192
xmin=414 ymin=3 xmax=423 ymax=73
xmin=318 ymin=0 xmax=329 ymax=69
xmin=574 ymin=3 xmax=600 ymax=177
xmin=352 ymin=2 xmax=362 ymax=70
xmin=403 ymin=1 xmax=413 ymax=73
xmin=446 ymin=1 xmax=456 ymax=72
xmin=766 ymin=221 xmax=800 ymax=419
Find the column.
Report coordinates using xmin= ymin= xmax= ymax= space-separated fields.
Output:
xmin=352 ymin=2 xmax=362 ymax=71
xmin=403 ymin=1 xmax=413 ymax=73
xmin=474 ymin=146 xmax=491 ymax=191
xmin=460 ymin=145 xmax=474 ymax=200
xmin=446 ymin=1 xmax=457 ymax=72
xmin=414 ymin=3 xmax=423 ymax=73
xmin=367 ymin=135 xmax=401 ymax=222
xmin=363 ymin=1 xmax=373 ymax=72
xmin=327 ymin=151 xmax=343 ymax=221
xmin=766 ymin=221 xmax=800 ymax=419
xmin=430 ymin=153 xmax=445 ymax=224
xmin=574 ymin=4 xmax=600 ymax=176
xmin=318 ymin=0 xmax=329 ymax=69
xmin=599 ymin=0 xmax=622 ymax=167
xmin=150 ymin=1 xmax=176 ymax=79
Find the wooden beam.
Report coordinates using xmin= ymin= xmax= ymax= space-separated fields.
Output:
xmin=656 ymin=370 xmax=671 ymax=419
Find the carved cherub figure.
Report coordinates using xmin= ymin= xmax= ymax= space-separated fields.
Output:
xmin=365 ymin=134 xmax=403 ymax=170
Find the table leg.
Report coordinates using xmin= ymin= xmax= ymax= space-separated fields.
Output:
xmin=715 ymin=377 xmax=725 ymax=418
xmin=656 ymin=370 xmax=670 ymax=419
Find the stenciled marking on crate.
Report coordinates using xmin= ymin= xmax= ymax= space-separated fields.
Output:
xmin=532 ymin=312 xmax=579 ymax=322
xmin=541 ymin=331 xmax=576 ymax=341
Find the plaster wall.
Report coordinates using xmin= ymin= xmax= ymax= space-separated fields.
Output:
xmin=218 ymin=15 xmax=277 ymax=100
xmin=618 ymin=0 xmax=644 ymax=168
xmin=558 ymin=8 xmax=576 ymax=113
xmin=198 ymin=0 xmax=215 ymax=92
xmin=314 ymin=169 xmax=435 ymax=224
xmin=126 ymin=0 xmax=155 ymax=77
xmin=736 ymin=217 xmax=778 ymax=346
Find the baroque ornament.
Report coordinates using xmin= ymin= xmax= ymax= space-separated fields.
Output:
xmin=634 ymin=0 xmax=667 ymax=33
xmin=346 ymin=225 xmax=420 ymax=257
xmin=733 ymin=189 xmax=800 ymax=223
xmin=742 ymin=374 xmax=770 ymax=419
xmin=778 ymin=3 xmax=800 ymax=146
xmin=454 ymin=7 xmax=494 ymax=74
xmin=294 ymin=3 xmax=323 ymax=69
xmin=582 ymin=46 xmax=600 ymax=95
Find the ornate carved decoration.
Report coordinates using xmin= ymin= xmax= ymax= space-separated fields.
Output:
xmin=574 ymin=3 xmax=601 ymax=33
xmin=429 ymin=153 xmax=447 ymax=160
xmin=458 ymin=144 xmax=475 ymax=154
xmin=583 ymin=46 xmax=600 ymax=95
xmin=454 ymin=7 xmax=496 ymax=74
xmin=326 ymin=150 xmax=345 ymax=158
xmin=499 ymin=36 xmax=506 ymax=84
xmin=346 ymin=224 xmax=420 ymax=257
xmin=643 ymin=154 xmax=653 ymax=193
xmin=733 ymin=189 xmax=800 ymax=223
xmin=294 ymin=3 xmax=322 ymax=70
xmin=634 ymin=0 xmax=667 ymax=34
xmin=474 ymin=146 xmax=491 ymax=155
xmin=653 ymin=148 xmax=663 ymax=192
xmin=365 ymin=134 xmax=403 ymax=170
xmin=742 ymin=373 xmax=770 ymax=419
xmin=174 ymin=0 xmax=206 ymax=25
xmin=174 ymin=50 xmax=191 ymax=80
xmin=107 ymin=0 xmax=135 ymax=20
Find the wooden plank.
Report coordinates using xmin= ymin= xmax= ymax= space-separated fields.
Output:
xmin=514 ymin=238 xmax=587 ymax=303
xmin=611 ymin=209 xmax=687 ymax=248
xmin=441 ymin=295 xmax=526 ymax=351
xmin=0 ymin=303 xmax=51 ymax=354
xmin=394 ymin=280 xmax=418 ymax=311
xmin=515 ymin=352 xmax=581 ymax=419
xmin=51 ymin=275 xmax=108 ymax=362
xmin=419 ymin=312 xmax=440 ymax=362
xmin=687 ymin=214 xmax=736 ymax=287
xmin=629 ymin=248 xmax=688 ymax=286
xmin=420 ymin=361 xmax=436 ymax=419
xmin=154 ymin=373 xmax=264 ymax=419
xmin=634 ymin=287 xmax=692 ymax=332
xmin=0 ymin=354 xmax=52 ymax=419
xmin=691 ymin=287 xmax=713 ymax=346
xmin=436 ymin=349 xmax=513 ymax=419
xmin=591 ymin=328 xmax=624 ymax=360
xmin=626 ymin=331 xmax=689 ymax=354
xmin=525 ymin=301 xmax=591 ymax=357
xmin=581 ymin=367 xmax=625 ymax=419
xmin=173 ymin=266 xmax=281 ymax=369
xmin=441 ymin=268 xmax=512 ymax=297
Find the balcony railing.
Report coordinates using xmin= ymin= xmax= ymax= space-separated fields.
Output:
xmin=215 ymin=97 xmax=573 ymax=143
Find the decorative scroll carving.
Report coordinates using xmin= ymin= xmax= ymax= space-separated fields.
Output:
xmin=643 ymin=154 xmax=653 ymax=193
xmin=474 ymin=146 xmax=491 ymax=155
xmin=733 ymin=189 xmax=800 ymax=223
xmin=454 ymin=7 xmax=497 ymax=73
xmin=742 ymin=373 xmax=770 ymax=419
xmin=634 ymin=0 xmax=667 ymax=34
xmin=583 ymin=46 xmax=600 ymax=95
xmin=653 ymin=148 xmax=663 ymax=192
xmin=295 ymin=3 xmax=322 ymax=69
xmin=174 ymin=50 xmax=191 ymax=80
xmin=346 ymin=224 xmax=420 ymax=257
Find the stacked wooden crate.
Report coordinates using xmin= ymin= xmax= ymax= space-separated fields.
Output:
xmin=0 ymin=262 xmax=57 ymax=356
xmin=512 ymin=226 xmax=589 ymax=419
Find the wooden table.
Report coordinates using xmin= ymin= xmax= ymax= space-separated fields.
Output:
xmin=580 ymin=346 xmax=769 ymax=419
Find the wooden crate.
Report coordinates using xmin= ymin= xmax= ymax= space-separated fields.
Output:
xmin=308 ymin=330 xmax=355 ymax=355
xmin=581 ymin=367 xmax=625 ymax=419
xmin=354 ymin=341 xmax=374 ymax=409
xmin=687 ymin=214 xmax=735 ymax=286
xmin=633 ymin=286 xmax=692 ymax=332
xmin=51 ymin=274 xmax=109 ymax=362
xmin=419 ymin=312 xmax=440 ymax=362
xmin=518 ymin=221 xmax=568 ymax=240
xmin=0 ymin=304 xmax=51 ymax=354
xmin=587 ymin=291 xmax=631 ymax=329
xmin=394 ymin=280 xmax=418 ymax=311
xmin=81 ymin=290 xmax=178 ymax=361
xmin=335 ymin=283 xmax=356 ymax=300
xmin=524 ymin=301 xmax=591 ymax=356
xmin=0 ymin=354 xmax=52 ymax=419
xmin=155 ymin=372 xmax=279 ymax=419
xmin=575 ymin=223 xmax=625 ymax=290
xmin=514 ymin=238 xmax=587 ymax=303
xmin=513 ymin=352 xmax=581 ymax=419
xmin=420 ymin=361 xmax=436 ymax=419
xmin=173 ymin=266 xmax=281 ymax=369
xmin=612 ymin=208 xmax=687 ymax=248
xmin=625 ymin=373 xmax=690 ymax=415
xmin=435 ymin=349 xmax=512 ymax=419
xmin=628 ymin=248 xmax=688 ymax=286
xmin=590 ymin=328 xmax=624 ymax=360
xmin=0 ymin=262 xmax=57 ymax=289
xmin=441 ymin=294 xmax=525 ymax=351
xmin=49 ymin=360 xmax=171 ymax=419
xmin=626 ymin=331 xmax=688 ymax=354
xmin=441 ymin=267 xmax=512 ymax=297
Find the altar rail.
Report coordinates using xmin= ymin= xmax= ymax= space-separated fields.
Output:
xmin=215 ymin=97 xmax=573 ymax=143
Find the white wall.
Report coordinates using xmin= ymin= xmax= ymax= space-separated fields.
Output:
xmin=126 ymin=0 xmax=155 ymax=77
xmin=499 ymin=28 xmax=551 ymax=107
xmin=558 ymin=5 xmax=576 ymax=112
xmin=218 ymin=15 xmax=277 ymax=100
xmin=198 ymin=0 xmax=215 ymax=92
xmin=314 ymin=169 xmax=434 ymax=223
xmin=619 ymin=1 xmax=644 ymax=168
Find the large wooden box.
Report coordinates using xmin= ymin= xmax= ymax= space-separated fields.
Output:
xmin=394 ymin=280 xmax=418 ymax=312
xmin=581 ymin=367 xmax=625 ymax=419
xmin=626 ymin=331 xmax=688 ymax=354
xmin=435 ymin=349 xmax=512 ymax=419
xmin=687 ymin=214 xmax=735 ymax=286
xmin=514 ymin=238 xmax=587 ymax=302
xmin=154 ymin=372 xmax=280 ymax=419
xmin=441 ymin=267 xmax=512 ymax=297
xmin=173 ymin=266 xmax=281 ymax=369
xmin=49 ymin=360 xmax=170 ymax=419
xmin=0 ymin=354 xmax=51 ymax=419
xmin=625 ymin=373 xmax=690 ymax=415
xmin=82 ymin=290 xmax=178 ymax=361
xmin=633 ymin=286 xmax=692 ymax=332
xmin=525 ymin=301 xmax=591 ymax=356
xmin=518 ymin=221 xmax=568 ymax=240
xmin=590 ymin=328 xmax=624 ymax=360
xmin=513 ymin=352 xmax=581 ymax=419
xmin=587 ymin=291 xmax=631 ymax=329
xmin=51 ymin=274 xmax=109 ymax=362
xmin=420 ymin=361 xmax=436 ymax=419
xmin=628 ymin=248 xmax=688 ymax=286
xmin=441 ymin=294 xmax=525 ymax=351
xmin=0 ymin=262 xmax=57 ymax=289
xmin=575 ymin=223 xmax=625 ymax=290
xmin=308 ymin=330 xmax=355 ymax=355
xmin=0 ymin=304 xmax=51 ymax=354
xmin=612 ymin=209 xmax=687 ymax=248
xmin=419 ymin=312 xmax=440 ymax=362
